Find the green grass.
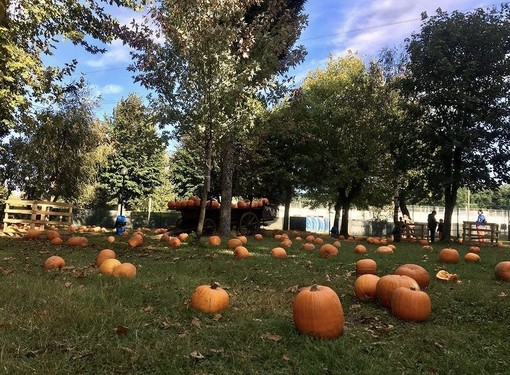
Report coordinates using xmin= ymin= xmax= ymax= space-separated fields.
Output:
xmin=0 ymin=232 xmax=509 ymax=374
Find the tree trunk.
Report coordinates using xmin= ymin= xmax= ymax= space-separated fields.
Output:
xmin=282 ymin=186 xmax=292 ymax=230
xmin=196 ymin=127 xmax=213 ymax=237
xmin=399 ymin=194 xmax=410 ymax=219
xmin=393 ymin=182 xmax=400 ymax=225
xmin=339 ymin=202 xmax=351 ymax=238
xmin=218 ymin=144 xmax=234 ymax=236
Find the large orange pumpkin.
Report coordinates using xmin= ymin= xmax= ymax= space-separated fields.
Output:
xmin=227 ymin=238 xmax=243 ymax=249
xmin=233 ymin=246 xmax=250 ymax=260
xmin=354 ymin=274 xmax=380 ymax=301
xmin=190 ymin=282 xmax=229 ymax=313
xmin=495 ymin=261 xmax=510 ymax=281
xmin=354 ymin=244 xmax=367 ymax=254
xmin=208 ymin=235 xmax=221 ymax=246
xmin=25 ymin=229 xmax=41 ymax=239
xmin=293 ymin=284 xmax=344 ymax=340
xmin=394 ymin=264 xmax=430 ymax=289
xmin=376 ymin=274 xmax=420 ymax=308
xmin=391 ymin=287 xmax=431 ymax=322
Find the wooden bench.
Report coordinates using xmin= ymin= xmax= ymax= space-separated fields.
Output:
xmin=462 ymin=221 xmax=499 ymax=244
xmin=2 ymin=199 xmax=73 ymax=234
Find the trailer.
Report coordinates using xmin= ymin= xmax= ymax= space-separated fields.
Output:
xmin=170 ymin=202 xmax=278 ymax=235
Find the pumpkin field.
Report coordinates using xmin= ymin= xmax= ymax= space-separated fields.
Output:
xmin=0 ymin=229 xmax=509 ymax=374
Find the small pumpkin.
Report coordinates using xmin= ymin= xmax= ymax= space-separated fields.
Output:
xmin=494 ymin=261 xmax=510 ymax=281
xmin=293 ymin=284 xmax=344 ymax=340
xmin=25 ymin=228 xmax=41 ymax=239
xmin=128 ymin=234 xmax=144 ymax=248
xmin=208 ymin=235 xmax=221 ymax=246
xmin=376 ymin=246 xmax=394 ymax=254
xmin=319 ymin=244 xmax=338 ymax=258
xmin=96 ymin=249 xmax=116 ymax=267
xmin=112 ymin=262 xmax=137 ymax=278
xmin=469 ymin=246 xmax=480 ymax=254
xmin=190 ymin=281 xmax=229 ymax=313
xmin=354 ymin=274 xmax=380 ymax=301
xmin=227 ymin=238 xmax=243 ymax=249
xmin=391 ymin=287 xmax=431 ymax=322
xmin=394 ymin=264 xmax=430 ymax=289
xmin=168 ymin=237 xmax=182 ymax=248
xmin=271 ymin=247 xmax=288 ymax=258
xmin=281 ymin=239 xmax=293 ymax=248
xmin=99 ymin=258 xmax=121 ymax=275
xmin=43 ymin=255 xmax=65 ymax=270
xmin=439 ymin=248 xmax=459 ymax=264
xmin=356 ymin=259 xmax=377 ymax=276
xmin=354 ymin=244 xmax=367 ymax=254
xmin=236 ymin=235 xmax=248 ymax=244
xmin=302 ymin=243 xmax=315 ymax=251
xmin=46 ymin=230 xmax=60 ymax=241
xmin=464 ymin=252 xmax=481 ymax=263
xmin=333 ymin=240 xmax=341 ymax=248
xmin=233 ymin=246 xmax=249 ymax=260
xmin=313 ymin=237 xmax=324 ymax=245
xmin=50 ymin=237 xmax=63 ymax=245
xmin=178 ymin=233 xmax=189 ymax=242
xmin=254 ymin=234 xmax=263 ymax=240
xmin=305 ymin=235 xmax=315 ymax=243
xmin=107 ymin=235 xmax=116 ymax=243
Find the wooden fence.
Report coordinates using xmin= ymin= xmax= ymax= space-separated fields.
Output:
xmin=462 ymin=221 xmax=499 ymax=244
xmin=2 ymin=199 xmax=73 ymax=234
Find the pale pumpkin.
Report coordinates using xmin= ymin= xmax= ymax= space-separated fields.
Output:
xmin=436 ymin=269 xmax=458 ymax=282
xmin=293 ymin=284 xmax=344 ymax=340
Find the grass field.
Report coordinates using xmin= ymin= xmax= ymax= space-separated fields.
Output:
xmin=0 ymin=230 xmax=509 ymax=374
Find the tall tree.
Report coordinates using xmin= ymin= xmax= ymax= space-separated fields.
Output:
xmin=5 ymin=85 xmax=104 ymax=202
xmin=125 ymin=0 xmax=307 ymax=236
xmin=401 ymin=6 xmax=510 ymax=240
xmin=0 ymin=0 xmax=143 ymax=132
xmin=297 ymin=54 xmax=393 ymax=237
xmin=97 ymin=94 xmax=166 ymax=210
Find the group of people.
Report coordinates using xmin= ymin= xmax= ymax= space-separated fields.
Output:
xmin=427 ymin=209 xmax=487 ymax=242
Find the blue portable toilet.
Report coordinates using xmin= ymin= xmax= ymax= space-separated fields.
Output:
xmin=115 ymin=215 xmax=127 ymax=235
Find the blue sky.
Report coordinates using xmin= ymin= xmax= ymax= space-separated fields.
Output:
xmin=48 ymin=0 xmax=491 ymax=119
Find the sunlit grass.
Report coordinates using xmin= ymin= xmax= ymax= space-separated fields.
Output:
xmin=0 ymin=232 xmax=509 ymax=374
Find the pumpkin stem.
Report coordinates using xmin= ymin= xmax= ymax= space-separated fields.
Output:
xmin=210 ymin=281 xmax=220 ymax=289
xmin=310 ymin=284 xmax=319 ymax=291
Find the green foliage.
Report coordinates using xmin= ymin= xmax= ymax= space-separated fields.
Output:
xmin=4 ymin=85 xmax=104 ymax=202
xmin=296 ymin=53 xmax=394 ymax=234
xmin=96 ymin=94 xmax=167 ymax=210
xmin=0 ymin=0 xmax=143 ymax=131
xmin=401 ymin=5 xmax=510 ymax=238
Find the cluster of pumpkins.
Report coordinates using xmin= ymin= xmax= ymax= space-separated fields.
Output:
xmin=167 ymin=197 xmax=269 ymax=210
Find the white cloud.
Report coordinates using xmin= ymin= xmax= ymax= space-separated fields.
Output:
xmin=85 ymin=39 xmax=132 ymax=68
xmin=100 ymin=84 xmax=124 ymax=95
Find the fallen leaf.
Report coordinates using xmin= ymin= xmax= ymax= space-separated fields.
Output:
xmin=64 ymin=281 xmax=72 ymax=288
xmin=116 ymin=325 xmax=129 ymax=336
xmin=499 ymin=292 xmax=507 ymax=297
xmin=189 ymin=351 xmax=205 ymax=360
xmin=143 ymin=306 xmax=154 ymax=312
xmin=282 ymin=354 xmax=290 ymax=361
xmin=212 ymin=314 xmax=222 ymax=321
xmin=285 ymin=285 xmax=299 ymax=293
xmin=191 ymin=318 xmax=201 ymax=328
xmin=261 ymin=332 xmax=283 ymax=342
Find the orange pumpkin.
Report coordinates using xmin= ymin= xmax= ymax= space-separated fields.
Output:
xmin=464 ymin=252 xmax=481 ymax=263
xmin=208 ymin=235 xmax=221 ymax=246
xmin=271 ymin=247 xmax=288 ymax=258
xmin=46 ymin=230 xmax=60 ymax=240
xmin=439 ymin=248 xmax=459 ymax=264
xmin=190 ymin=282 xmax=229 ymax=313
xmin=25 ymin=229 xmax=41 ymax=239
xmin=376 ymin=274 xmax=420 ymax=308
xmin=302 ymin=243 xmax=315 ymax=251
xmin=96 ymin=249 xmax=116 ymax=267
xmin=178 ymin=233 xmax=189 ymax=242
xmin=168 ymin=237 xmax=181 ymax=248
xmin=354 ymin=274 xmax=380 ymax=301
xmin=376 ymin=246 xmax=394 ymax=254
xmin=469 ymin=246 xmax=481 ymax=254
xmin=354 ymin=244 xmax=367 ymax=254
xmin=394 ymin=264 xmax=430 ymax=289
xmin=495 ymin=261 xmax=510 ymax=281
xmin=128 ymin=234 xmax=143 ymax=248
xmin=43 ymin=255 xmax=65 ymax=270
xmin=281 ymin=239 xmax=293 ymax=248
xmin=305 ymin=235 xmax=315 ymax=243
xmin=112 ymin=262 xmax=137 ymax=278
xmin=50 ymin=237 xmax=63 ymax=245
xmin=313 ymin=237 xmax=324 ymax=245
xmin=391 ymin=287 xmax=431 ymax=322
xmin=436 ymin=269 xmax=458 ymax=282
xmin=254 ymin=233 xmax=263 ymax=240
xmin=233 ymin=246 xmax=249 ymax=260
xmin=107 ymin=235 xmax=116 ymax=243
xmin=356 ymin=259 xmax=377 ymax=276
xmin=236 ymin=235 xmax=248 ymax=244
xmin=227 ymin=238 xmax=243 ymax=249
xmin=293 ymin=284 xmax=344 ymax=340
xmin=319 ymin=244 xmax=338 ymax=258
xmin=99 ymin=258 xmax=121 ymax=275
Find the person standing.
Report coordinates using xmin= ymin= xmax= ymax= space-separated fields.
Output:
xmin=437 ymin=219 xmax=444 ymax=241
xmin=427 ymin=210 xmax=438 ymax=242
xmin=476 ymin=210 xmax=486 ymax=241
